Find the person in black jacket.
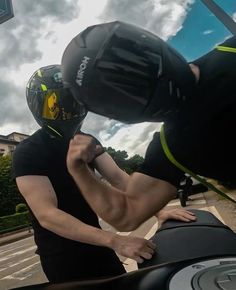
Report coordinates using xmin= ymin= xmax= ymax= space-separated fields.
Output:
xmin=62 ymin=22 xmax=236 ymax=231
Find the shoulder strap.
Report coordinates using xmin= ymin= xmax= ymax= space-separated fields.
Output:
xmin=160 ymin=125 xmax=236 ymax=204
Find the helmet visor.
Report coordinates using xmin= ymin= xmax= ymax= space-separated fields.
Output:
xmin=42 ymin=88 xmax=86 ymax=121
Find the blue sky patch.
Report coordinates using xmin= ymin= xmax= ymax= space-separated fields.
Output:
xmin=169 ymin=0 xmax=236 ymax=61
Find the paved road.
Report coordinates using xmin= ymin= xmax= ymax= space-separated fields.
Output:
xmin=0 ymin=192 xmax=225 ymax=289
xmin=0 ymin=237 xmax=47 ymax=290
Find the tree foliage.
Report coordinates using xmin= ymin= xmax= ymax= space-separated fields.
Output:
xmin=15 ymin=203 xmax=28 ymax=213
xmin=126 ymin=154 xmax=144 ymax=174
xmin=0 ymin=155 xmax=24 ymax=216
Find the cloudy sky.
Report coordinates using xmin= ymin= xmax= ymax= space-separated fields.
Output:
xmin=0 ymin=0 xmax=235 ymax=157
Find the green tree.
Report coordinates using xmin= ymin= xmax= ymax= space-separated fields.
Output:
xmin=126 ymin=154 xmax=144 ymax=174
xmin=15 ymin=203 xmax=28 ymax=213
xmin=0 ymin=155 xmax=23 ymax=216
xmin=105 ymin=147 xmax=129 ymax=171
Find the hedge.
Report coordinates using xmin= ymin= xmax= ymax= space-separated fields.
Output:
xmin=15 ymin=203 xmax=28 ymax=213
xmin=0 ymin=211 xmax=31 ymax=234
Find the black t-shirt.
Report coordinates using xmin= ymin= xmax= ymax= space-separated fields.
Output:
xmin=139 ymin=36 xmax=236 ymax=186
xmin=12 ymin=129 xmax=104 ymax=256
xmin=138 ymin=132 xmax=184 ymax=187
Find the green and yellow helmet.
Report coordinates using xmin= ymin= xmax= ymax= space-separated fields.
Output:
xmin=26 ymin=65 xmax=87 ymax=139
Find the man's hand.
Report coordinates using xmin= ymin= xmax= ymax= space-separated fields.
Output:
xmin=156 ymin=209 xmax=196 ymax=228
xmin=67 ymin=134 xmax=103 ymax=174
xmin=111 ymin=234 xmax=156 ymax=264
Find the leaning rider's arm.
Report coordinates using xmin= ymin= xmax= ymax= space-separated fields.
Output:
xmin=16 ymin=175 xmax=119 ymax=247
xmin=94 ymin=152 xmax=130 ymax=190
xmin=70 ymin=163 xmax=177 ymax=231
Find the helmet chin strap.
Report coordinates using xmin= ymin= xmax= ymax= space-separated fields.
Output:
xmin=201 ymin=0 xmax=236 ymax=36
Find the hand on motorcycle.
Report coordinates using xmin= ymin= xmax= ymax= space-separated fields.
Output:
xmin=111 ymin=234 xmax=156 ymax=264
xmin=156 ymin=209 xmax=196 ymax=228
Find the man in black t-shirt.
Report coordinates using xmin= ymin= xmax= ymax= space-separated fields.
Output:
xmin=14 ymin=65 xmax=194 ymax=282
xmin=12 ymin=65 xmax=159 ymax=282
xmin=13 ymin=128 xmax=129 ymax=282
xmin=62 ymin=23 xmax=236 ymax=231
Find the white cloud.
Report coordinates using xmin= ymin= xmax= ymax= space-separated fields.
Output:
xmin=100 ymin=0 xmax=194 ymax=40
xmin=233 ymin=12 xmax=236 ymax=22
xmin=101 ymin=122 xmax=162 ymax=157
xmin=203 ymin=29 xmax=213 ymax=35
xmin=0 ymin=0 xmax=108 ymax=136
xmin=0 ymin=0 xmax=193 ymax=156
xmin=82 ymin=114 xmax=162 ymax=157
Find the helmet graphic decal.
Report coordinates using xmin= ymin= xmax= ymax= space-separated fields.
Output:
xmin=53 ymin=72 xmax=62 ymax=83
xmin=41 ymin=84 xmax=47 ymax=91
xmin=43 ymin=92 xmax=60 ymax=120
xmin=37 ymin=69 xmax=43 ymax=77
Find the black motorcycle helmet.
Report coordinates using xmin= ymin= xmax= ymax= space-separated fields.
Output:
xmin=26 ymin=64 xmax=87 ymax=139
xmin=61 ymin=21 xmax=196 ymax=123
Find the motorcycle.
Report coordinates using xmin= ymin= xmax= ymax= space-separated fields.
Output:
xmin=177 ymin=176 xmax=208 ymax=207
xmin=12 ymin=209 xmax=236 ymax=290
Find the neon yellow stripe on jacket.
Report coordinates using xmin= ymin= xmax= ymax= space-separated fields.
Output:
xmin=216 ymin=45 xmax=236 ymax=53
xmin=160 ymin=125 xmax=236 ymax=204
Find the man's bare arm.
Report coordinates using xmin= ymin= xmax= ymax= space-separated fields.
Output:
xmin=16 ymin=175 xmax=156 ymax=263
xmin=67 ymin=135 xmax=177 ymax=231
xmin=94 ymin=152 xmax=130 ymax=191
xmin=16 ymin=175 xmax=116 ymax=244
